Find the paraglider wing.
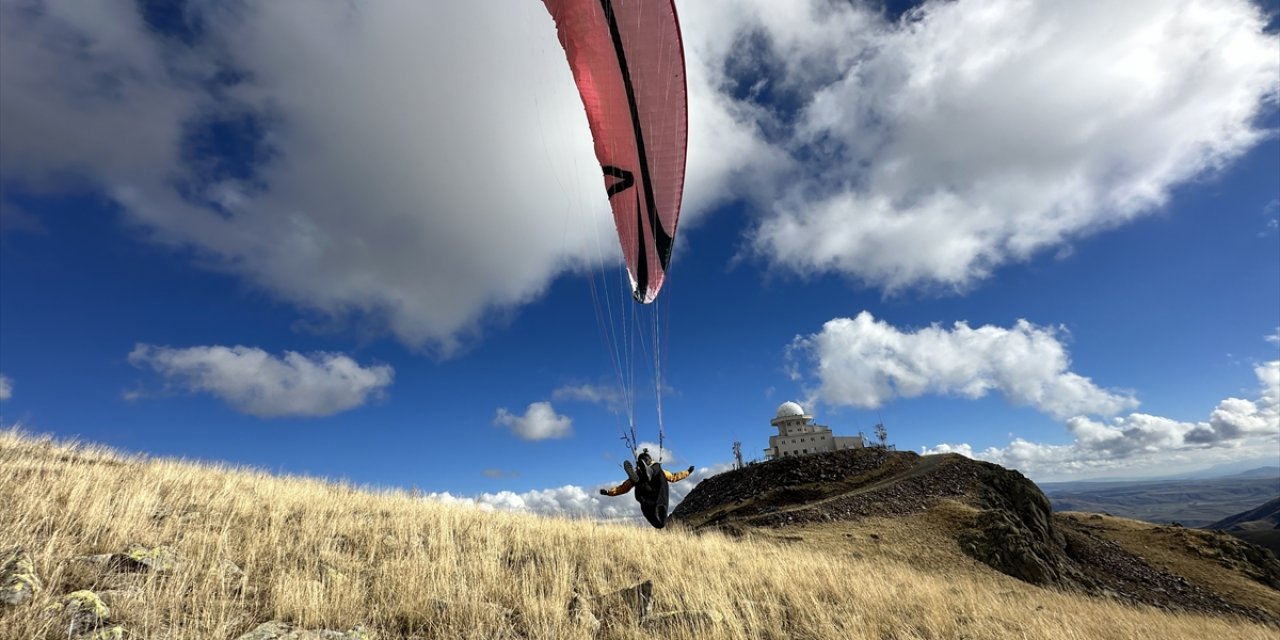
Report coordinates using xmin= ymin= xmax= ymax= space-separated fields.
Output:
xmin=543 ymin=0 xmax=688 ymax=303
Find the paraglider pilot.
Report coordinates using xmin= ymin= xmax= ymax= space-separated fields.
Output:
xmin=599 ymin=448 xmax=694 ymax=529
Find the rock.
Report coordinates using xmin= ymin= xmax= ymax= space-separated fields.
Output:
xmin=83 ymin=627 xmax=127 ymax=640
xmin=566 ymin=592 xmax=600 ymax=634
xmin=121 ymin=544 xmax=180 ymax=574
xmin=956 ymin=464 xmax=1078 ymax=588
xmin=319 ymin=562 xmax=348 ymax=586
xmin=236 ymin=621 xmax=293 ymax=639
xmin=592 ymin=580 xmax=653 ymax=628
xmin=97 ymin=587 xmax=143 ymax=608
xmin=430 ymin=598 xmax=513 ymax=628
xmin=220 ymin=559 xmax=248 ymax=595
xmin=645 ymin=609 xmax=725 ymax=630
xmin=234 ymin=621 xmax=371 ymax=640
xmin=44 ymin=590 xmax=110 ymax=637
xmin=1 ymin=546 xmax=42 ymax=605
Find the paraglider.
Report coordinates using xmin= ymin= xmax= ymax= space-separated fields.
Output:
xmin=599 ymin=448 xmax=694 ymax=528
xmin=543 ymin=0 xmax=691 ymax=528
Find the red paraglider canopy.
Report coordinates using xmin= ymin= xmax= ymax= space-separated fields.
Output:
xmin=543 ymin=0 xmax=688 ymax=303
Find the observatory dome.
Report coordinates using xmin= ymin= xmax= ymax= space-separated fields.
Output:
xmin=775 ymin=401 xmax=805 ymax=419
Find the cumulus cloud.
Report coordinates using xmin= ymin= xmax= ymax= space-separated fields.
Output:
xmin=128 ymin=344 xmax=393 ymax=417
xmin=2 ymin=1 xmax=1274 ymax=350
xmin=0 ymin=374 xmax=11 ymax=401
xmin=428 ymin=462 xmax=731 ymax=521
xmin=494 ymin=401 xmax=572 ymax=440
xmin=925 ymin=361 xmax=1280 ymax=478
xmin=733 ymin=0 xmax=1279 ymax=291
xmin=789 ymin=311 xmax=1137 ymax=419
xmin=0 ymin=2 xmax=666 ymax=353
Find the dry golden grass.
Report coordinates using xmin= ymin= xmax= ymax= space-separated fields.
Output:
xmin=1057 ymin=511 xmax=1280 ymax=619
xmin=1 ymin=427 xmax=1276 ymax=639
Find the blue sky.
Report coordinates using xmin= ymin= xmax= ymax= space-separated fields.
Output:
xmin=1 ymin=0 xmax=1278 ymax=519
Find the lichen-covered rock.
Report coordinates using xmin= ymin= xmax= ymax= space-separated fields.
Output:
xmin=1 ymin=546 xmax=42 ymax=605
xmin=44 ymin=590 xmax=110 ymax=637
xmin=233 ymin=621 xmax=371 ymax=640
xmin=84 ymin=626 xmax=127 ymax=640
xmin=121 ymin=544 xmax=180 ymax=574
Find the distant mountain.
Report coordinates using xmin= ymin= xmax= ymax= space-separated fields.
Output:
xmin=1207 ymin=496 xmax=1280 ymax=531
xmin=1205 ymin=497 xmax=1280 ymax=557
xmin=1225 ymin=467 xmax=1280 ymax=480
xmin=1039 ymin=477 xmax=1280 ymax=528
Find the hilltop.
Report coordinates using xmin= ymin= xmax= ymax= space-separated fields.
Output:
xmin=2 ymin=429 xmax=1278 ymax=640
xmin=673 ymin=448 xmax=1280 ymax=626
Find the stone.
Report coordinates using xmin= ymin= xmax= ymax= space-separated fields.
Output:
xmin=84 ymin=626 xmax=127 ymax=640
xmin=44 ymin=590 xmax=110 ymax=637
xmin=97 ymin=587 xmax=143 ymax=608
xmin=566 ymin=592 xmax=600 ymax=634
xmin=233 ymin=621 xmax=371 ymax=640
xmin=645 ymin=609 xmax=725 ymax=630
xmin=1 ymin=546 xmax=42 ymax=606
xmin=121 ymin=544 xmax=181 ymax=574
xmin=592 ymin=580 xmax=653 ymax=628
xmin=220 ymin=559 xmax=248 ymax=595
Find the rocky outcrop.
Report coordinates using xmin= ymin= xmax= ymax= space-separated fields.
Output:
xmin=958 ymin=462 xmax=1080 ymax=588
xmin=1 ymin=546 xmax=41 ymax=605
xmin=44 ymin=590 xmax=112 ymax=637
xmin=672 ymin=448 xmax=908 ymax=524
xmin=564 ymin=580 xmax=728 ymax=637
xmin=234 ymin=622 xmax=371 ymax=640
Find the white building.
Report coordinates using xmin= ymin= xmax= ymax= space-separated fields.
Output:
xmin=763 ymin=401 xmax=864 ymax=460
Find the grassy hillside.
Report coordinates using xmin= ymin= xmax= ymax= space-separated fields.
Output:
xmin=2 ymin=429 xmax=1277 ymax=640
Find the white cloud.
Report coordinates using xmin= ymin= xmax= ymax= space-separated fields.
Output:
xmin=1266 ymin=327 xmax=1280 ymax=346
xmin=494 ymin=401 xmax=572 ymax=441
xmin=427 ymin=461 xmax=731 ymax=521
xmin=789 ymin=311 xmax=1137 ymax=419
xmin=0 ymin=1 xmax=694 ymax=354
xmin=128 ymin=344 xmax=393 ymax=418
xmin=692 ymin=0 xmax=1277 ymax=291
xmin=925 ymin=361 xmax=1280 ymax=479
xmin=2 ymin=1 xmax=1274 ymax=349
xmin=0 ymin=374 xmax=11 ymax=401
xmin=552 ymin=383 xmax=625 ymax=413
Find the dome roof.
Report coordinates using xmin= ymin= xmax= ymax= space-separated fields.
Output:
xmin=775 ymin=401 xmax=805 ymax=418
